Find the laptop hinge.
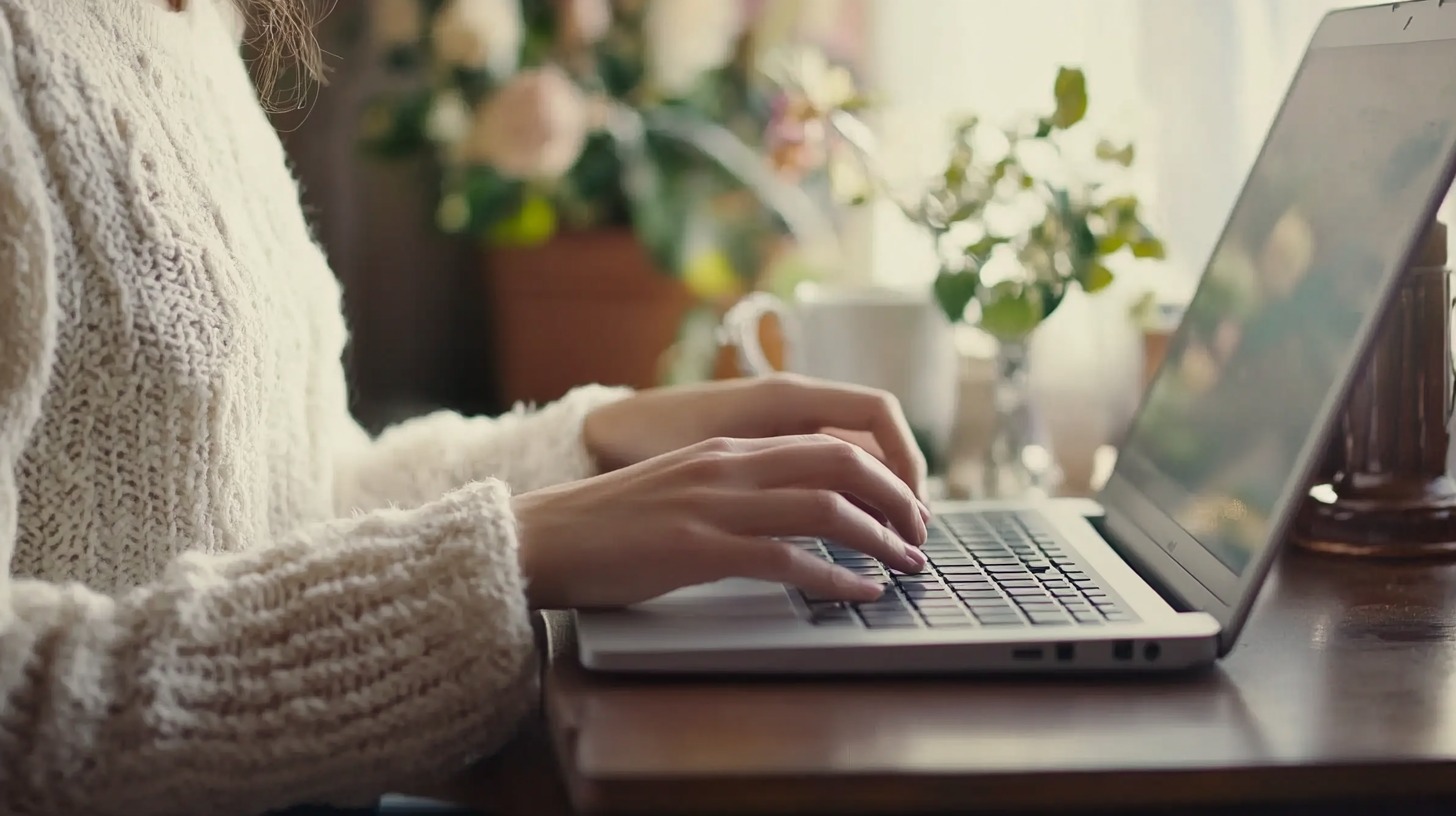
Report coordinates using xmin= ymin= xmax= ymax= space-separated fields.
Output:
xmin=1088 ymin=513 xmax=1197 ymax=614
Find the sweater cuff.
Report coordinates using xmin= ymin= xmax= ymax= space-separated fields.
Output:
xmin=508 ymin=384 xmax=634 ymax=489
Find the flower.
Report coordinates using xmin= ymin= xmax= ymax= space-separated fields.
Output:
xmin=369 ymin=0 xmax=423 ymax=48
xmin=557 ymin=0 xmax=612 ymax=49
xmin=683 ymin=248 xmax=742 ymax=301
xmin=426 ymin=89 xmax=472 ymax=147
xmin=644 ymin=0 xmax=743 ymax=97
xmin=764 ymin=94 xmax=828 ymax=179
xmin=432 ymin=0 xmax=524 ymax=78
xmin=464 ymin=66 xmax=590 ymax=180
xmin=764 ymin=46 xmax=860 ymax=120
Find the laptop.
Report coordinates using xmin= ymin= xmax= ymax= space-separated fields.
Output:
xmin=577 ymin=0 xmax=1456 ymax=674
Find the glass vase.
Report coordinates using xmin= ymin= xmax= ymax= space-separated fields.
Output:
xmin=981 ymin=337 xmax=1047 ymax=498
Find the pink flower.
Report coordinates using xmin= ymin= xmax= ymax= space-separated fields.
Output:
xmin=464 ymin=66 xmax=590 ymax=180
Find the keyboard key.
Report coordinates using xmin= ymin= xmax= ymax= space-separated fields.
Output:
xmin=901 ymin=585 xmax=951 ymax=599
xmin=863 ymin=618 xmax=920 ymax=629
xmin=1071 ymin=610 xmax=1103 ymax=623
xmin=1028 ymin=612 xmax=1071 ymax=625
xmin=1003 ymin=585 xmax=1050 ymax=596
xmin=929 ymin=556 xmax=976 ymax=567
xmin=959 ymin=590 xmax=1009 ymax=602
xmin=913 ymin=599 xmax=966 ymax=611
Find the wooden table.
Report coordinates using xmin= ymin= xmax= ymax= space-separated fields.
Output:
xmin=434 ymin=547 xmax=1456 ymax=815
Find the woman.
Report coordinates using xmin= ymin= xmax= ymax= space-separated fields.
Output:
xmin=0 ymin=1 xmax=929 ymax=814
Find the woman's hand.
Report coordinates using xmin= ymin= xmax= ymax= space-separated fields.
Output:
xmin=513 ymin=434 xmax=931 ymax=609
xmin=583 ymin=374 xmax=928 ymax=499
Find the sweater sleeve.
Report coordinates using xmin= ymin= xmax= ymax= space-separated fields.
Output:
xmin=333 ymin=384 xmax=635 ymax=515
xmin=0 ymin=66 xmax=535 ymax=816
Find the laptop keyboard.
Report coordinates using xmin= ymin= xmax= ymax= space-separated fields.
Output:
xmin=791 ymin=510 xmax=1138 ymax=629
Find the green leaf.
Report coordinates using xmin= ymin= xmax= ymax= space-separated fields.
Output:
xmin=1095 ymin=139 xmax=1136 ymax=167
xmin=932 ymin=268 xmax=981 ymax=323
xmin=979 ymin=283 xmax=1042 ymax=340
xmin=991 ymin=157 xmax=1015 ymax=186
xmin=964 ymin=234 xmax=1009 ymax=262
xmin=1051 ymin=67 xmax=1088 ymax=130
xmin=948 ymin=199 xmax=983 ymax=224
xmin=1098 ymin=233 xmax=1128 ymax=255
xmin=1082 ymin=263 xmax=1115 ymax=293
xmin=1132 ymin=237 xmax=1167 ymax=259
xmin=382 ymin=45 xmax=425 ymax=74
xmin=358 ymin=91 xmax=433 ymax=158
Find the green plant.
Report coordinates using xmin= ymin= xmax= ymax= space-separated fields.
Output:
xmin=783 ymin=63 xmax=1167 ymax=340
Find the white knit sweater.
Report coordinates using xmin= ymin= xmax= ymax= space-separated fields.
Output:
xmin=0 ymin=2 xmax=632 ymax=814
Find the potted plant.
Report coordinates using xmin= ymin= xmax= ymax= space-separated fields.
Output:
xmin=771 ymin=59 xmax=1167 ymax=494
xmin=360 ymin=0 xmax=850 ymax=403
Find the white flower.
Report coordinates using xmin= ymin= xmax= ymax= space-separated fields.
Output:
xmin=644 ymin=0 xmax=742 ymax=97
xmin=464 ymin=66 xmax=590 ymax=180
xmin=369 ymin=0 xmax=423 ymax=48
xmin=432 ymin=0 xmax=523 ymax=79
xmin=426 ymin=89 xmax=472 ymax=148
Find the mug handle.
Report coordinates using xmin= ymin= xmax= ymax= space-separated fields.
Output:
xmin=719 ymin=292 xmax=795 ymax=377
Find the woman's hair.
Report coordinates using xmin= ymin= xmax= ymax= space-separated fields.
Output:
xmin=240 ymin=0 xmax=332 ymax=111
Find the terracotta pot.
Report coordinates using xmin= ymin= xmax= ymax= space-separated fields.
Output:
xmin=487 ymin=230 xmax=694 ymax=405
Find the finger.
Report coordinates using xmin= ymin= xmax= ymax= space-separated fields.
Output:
xmin=706 ymin=534 xmax=886 ymax=602
xmin=712 ymin=489 xmax=926 ymax=573
xmin=776 ymin=381 xmax=929 ymax=500
xmin=732 ymin=437 xmax=925 ymax=545
xmin=821 ymin=428 xmax=885 ymax=460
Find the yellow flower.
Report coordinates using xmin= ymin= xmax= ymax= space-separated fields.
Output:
xmin=489 ymin=194 xmax=558 ymax=246
xmin=683 ymin=249 xmax=742 ymax=302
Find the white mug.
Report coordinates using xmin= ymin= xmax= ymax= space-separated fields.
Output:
xmin=720 ymin=284 xmax=961 ymax=464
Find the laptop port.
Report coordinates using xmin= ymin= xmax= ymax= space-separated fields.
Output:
xmin=1113 ymin=640 xmax=1134 ymax=661
xmin=1055 ymin=643 xmax=1075 ymax=662
xmin=1012 ymin=647 xmax=1043 ymax=661
xmin=1144 ymin=641 xmax=1162 ymax=661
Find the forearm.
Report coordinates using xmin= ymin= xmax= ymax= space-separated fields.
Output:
xmin=1 ymin=481 xmax=536 ymax=816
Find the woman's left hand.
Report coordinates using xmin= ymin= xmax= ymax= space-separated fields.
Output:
xmin=583 ymin=374 xmax=928 ymax=499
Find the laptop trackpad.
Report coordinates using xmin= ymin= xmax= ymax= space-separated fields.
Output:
xmin=631 ymin=578 xmax=798 ymax=620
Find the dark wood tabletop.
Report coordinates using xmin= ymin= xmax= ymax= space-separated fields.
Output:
xmin=432 ymin=547 xmax=1456 ymax=815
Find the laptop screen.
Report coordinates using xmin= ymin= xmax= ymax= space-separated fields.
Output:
xmin=1113 ymin=17 xmax=1456 ymax=576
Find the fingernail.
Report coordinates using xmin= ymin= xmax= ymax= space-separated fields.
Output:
xmin=919 ymin=501 xmax=932 ymax=524
xmin=904 ymin=543 xmax=926 ymax=569
xmin=856 ymin=578 xmax=885 ymax=598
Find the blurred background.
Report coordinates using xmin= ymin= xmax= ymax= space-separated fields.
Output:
xmin=270 ymin=0 xmax=1420 ymax=496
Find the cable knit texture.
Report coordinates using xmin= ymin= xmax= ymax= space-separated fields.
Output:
xmin=0 ymin=1 xmax=632 ymax=814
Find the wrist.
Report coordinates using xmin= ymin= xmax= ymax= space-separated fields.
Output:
xmin=582 ymin=397 xmax=634 ymax=474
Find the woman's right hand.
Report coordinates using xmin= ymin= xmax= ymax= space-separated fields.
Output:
xmin=512 ymin=435 xmax=931 ymax=609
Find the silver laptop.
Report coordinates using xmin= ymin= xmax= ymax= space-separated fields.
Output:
xmin=577 ymin=1 xmax=1456 ymax=674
